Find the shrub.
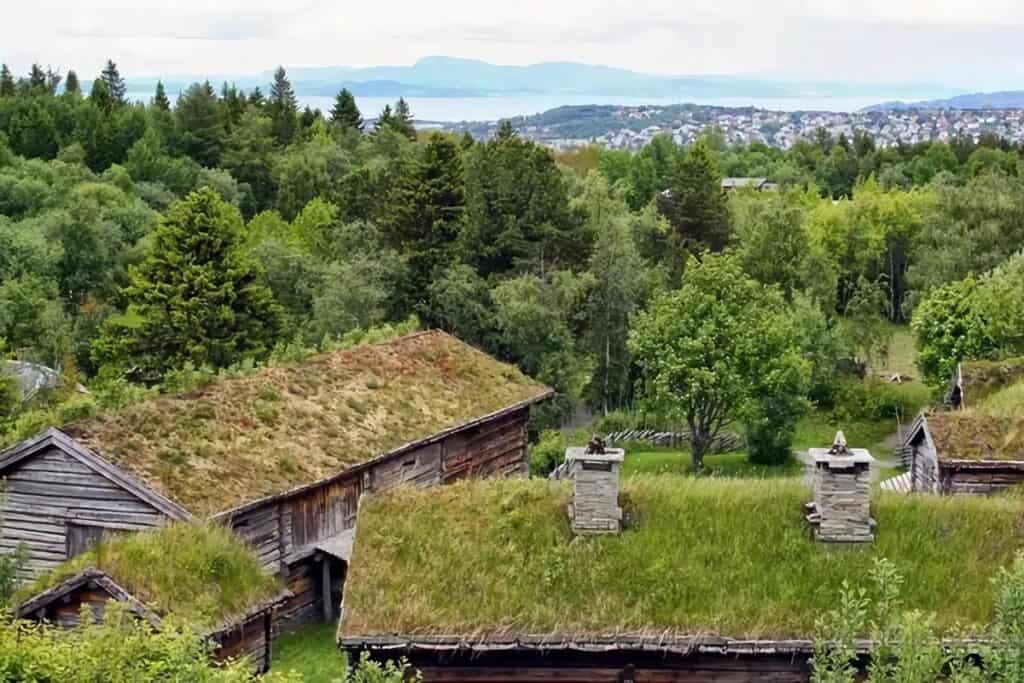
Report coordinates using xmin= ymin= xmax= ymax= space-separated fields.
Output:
xmin=528 ymin=430 xmax=567 ymax=477
xmin=347 ymin=651 xmax=421 ymax=683
xmin=0 ymin=605 xmax=302 ymax=682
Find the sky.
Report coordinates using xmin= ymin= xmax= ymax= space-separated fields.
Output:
xmin=3 ymin=0 xmax=1024 ymax=90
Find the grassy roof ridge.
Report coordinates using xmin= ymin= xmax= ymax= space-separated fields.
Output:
xmin=962 ymin=357 xmax=1024 ymax=405
xmin=64 ymin=330 xmax=550 ymax=516
xmin=340 ymin=476 xmax=1024 ymax=639
xmin=15 ymin=522 xmax=283 ymax=630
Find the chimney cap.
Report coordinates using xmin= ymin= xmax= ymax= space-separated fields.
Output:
xmin=828 ymin=431 xmax=849 ymax=455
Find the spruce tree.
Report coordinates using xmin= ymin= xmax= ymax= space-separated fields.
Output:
xmin=300 ymin=105 xmax=319 ymax=131
xmin=28 ymin=64 xmax=47 ymax=93
xmin=45 ymin=67 xmax=62 ymax=95
xmin=385 ymin=133 xmax=465 ymax=301
xmin=267 ymin=66 xmax=298 ymax=146
xmin=94 ymin=188 xmax=281 ymax=381
xmin=153 ymin=80 xmax=171 ymax=111
xmin=375 ymin=104 xmax=394 ymax=132
xmin=0 ymin=65 xmax=14 ymax=97
xmin=174 ymin=81 xmax=224 ymax=167
xmin=89 ymin=78 xmax=113 ymax=113
xmin=100 ymin=59 xmax=127 ymax=105
xmin=248 ymin=87 xmax=265 ymax=108
xmin=656 ymin=140 xmax=732 ymax=256
xmin=392 ymin=97 xmax=416 ymax=139
xmin=330 ymin=88 xmax=363 ymax=130
xmin=64 ymin=70 xmax=80 ymax=95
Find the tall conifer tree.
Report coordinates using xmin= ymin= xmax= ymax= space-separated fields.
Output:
xmin=94 ymin=188 xmax=281 ymax=381
xmin=100 ymin=59 xmax=127 ymax=105
xmin=64 ymin=70 xmax=80 ymax=95
xmin=0 ymin=65 xmax=14 ymax=97
xmin=392 ymin=97 xmax=416 ymax=140
xmin=153 ymin=80 xmax=171 ymax=111
xmin=267 ymin=66 xmax=298 ymax=146
xmin=656 ymin=140 xmax=732 ymax=257
xmin=330 ymin=88 xmax=363 ymax=130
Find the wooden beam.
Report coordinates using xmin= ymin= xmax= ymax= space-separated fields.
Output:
xmin=321 ymin=557 xmax=332 ymax=622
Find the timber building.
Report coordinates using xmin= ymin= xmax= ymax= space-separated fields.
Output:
xmin=1 ymin=330 xmax=552 ymax=633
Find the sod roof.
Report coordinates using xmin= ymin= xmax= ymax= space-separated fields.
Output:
xmin=961 ymin=357 xmax=1024 ymax=406
xmin=63 ymin=331 xmax=551 ymax=516
xmin=15 ymin=523 xmax=284 ymax=631
xmin=928 ymin=410 xmax=1024 ymax=461
xmin=339 ymin=477 xmax=1024 ymax=640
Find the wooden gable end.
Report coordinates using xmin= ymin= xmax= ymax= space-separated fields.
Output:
xmin=0 ymin=429 xmax=189 ymax=581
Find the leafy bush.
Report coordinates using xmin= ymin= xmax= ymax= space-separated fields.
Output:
xmin=829 ymin=379 xmax=922 ymax=423
xmin=347 ymin=651 xmax=421 ymax=683
xmin=528 ymin=430 xmax=567 ymax=477
xmin=0 ymin=604 xmax=302 ymax=682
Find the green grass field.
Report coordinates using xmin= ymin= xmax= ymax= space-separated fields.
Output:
xmin=272 ymin=623 xmax=346 ymax=682
xmin=342 ymin=477 xmax=1024 ymax=638
xmin=622 ymin=449 xmax=802 ymax=478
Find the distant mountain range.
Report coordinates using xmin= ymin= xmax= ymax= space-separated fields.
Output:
xmin=865 ymin=91 xmax=1024 ymax=111
xmin=124 ymin=56 xmax=961 ymax=103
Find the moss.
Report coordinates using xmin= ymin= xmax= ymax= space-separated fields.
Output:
xmin=66 ymin=332 xmax=549 ymax=516
xmin=17 ymin=523 xmax=283 ymax=629
xmin=341 ymin=477 xmax=1024 ymax=639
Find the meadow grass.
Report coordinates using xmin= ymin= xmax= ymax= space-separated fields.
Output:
xmin=16 ymin=522 xmax=283 ymax=629
xmin=622 ymin=450 xmax=802 ymax=478
xmin=342 ymin=477 xmax=1024 ymax=639
xmin=272 ymin=622 xmax=347 ymax=682
xmin=980 ymin=380 xmax=1024 ymax=413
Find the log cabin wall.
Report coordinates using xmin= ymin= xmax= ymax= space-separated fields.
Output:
xmin=31 ymin=586 xmax=115 ymax=629
xmin=911 ymin=441 xmax=939 ymax=494
xmin=0 ymin=446 xmax=168 ymax=581
xmin=440 ymin=407 xmax=530 ymax=483
xmin=212 ymin=610 xmax=274 ymax=673
xmin=940 ymin=464 xmax=1024 ymax=495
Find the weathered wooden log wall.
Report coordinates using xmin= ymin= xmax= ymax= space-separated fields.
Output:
xmin=212 ymin=610 xmax=274 ymax=673
xmin=0 ymin=446 xmax=166 ymax=581
xmin=940 ymin=462 xmax=1024 ymax=495
xmin=911 ymin=442 xmax=939 ymax=493
xmin=441 ymin=408 xmax=529 ymax=482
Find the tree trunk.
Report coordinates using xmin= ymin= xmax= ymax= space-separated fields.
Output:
xmin=689 ymin=430 xmax=706 ymax=471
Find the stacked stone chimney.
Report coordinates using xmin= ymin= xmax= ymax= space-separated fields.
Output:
xmin=806 ymin=431 xmax=876 ymax=544
xmin=565 ymin=438 xmax=624 ymax=535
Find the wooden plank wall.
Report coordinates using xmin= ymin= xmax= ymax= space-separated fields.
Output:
xmin=911 ymin=443 xmax=939 ymax=494
xmin=1 ymin=446 xmax=167 ymax=581
xmin=944 ymin=468 xmax=1024 ymax=495
xmin=442 ymin=409 xmax=529 ymax=483
xmin=35 ymin=587 xmax=114 ymax=629
xmin=213 ymin=611 xmax=272 ymax=673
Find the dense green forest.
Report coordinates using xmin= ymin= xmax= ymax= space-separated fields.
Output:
xmin=2 ymin=59 xmax=1024 ymax=457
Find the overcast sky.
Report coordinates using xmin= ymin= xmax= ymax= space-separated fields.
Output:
xmin=3 ymin=0 xmax=1023 ymax=89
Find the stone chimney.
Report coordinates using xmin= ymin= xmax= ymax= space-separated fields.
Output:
xmin=566 ymin=437 xmax=624 ymax=535
xmin=806 ymin=431 xmax=876 ymax=544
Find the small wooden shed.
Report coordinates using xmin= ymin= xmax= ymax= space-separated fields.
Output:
xmin=15 ymin=568 xmax=289 ymax=672
xmin=0 ymin=331 xmax=552 ymax=631
xmin=906 ymin=410 xmax=1024 ymax=494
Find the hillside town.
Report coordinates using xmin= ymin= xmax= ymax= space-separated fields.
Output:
xmin=451 ymin=105 xmax=1024 ymax=151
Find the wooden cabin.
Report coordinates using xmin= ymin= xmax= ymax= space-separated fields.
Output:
xmin=15 ymin=568 xmax=287 ymax=671
xmin=906 ymin=410 xmax=1024 ymax=494
xmin=337 ymin=475 xmax=1022 ymax=682
xmin=0 ymin=330 xmax=552 ymax=631
xmin=13 ymin=522 xmax=290 ymax=672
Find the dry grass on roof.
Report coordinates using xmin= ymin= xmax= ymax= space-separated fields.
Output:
xmin=64 ymin=331 xmax=549 ymax=516
xmin=340 ymin=477 xmax=1024 ymax=639
xmin=16 ymin=523 xmax=283 ymax=630
xmin=929 ymin=410 xmax=1024 ymax=461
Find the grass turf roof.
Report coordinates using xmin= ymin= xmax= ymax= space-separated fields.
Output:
xmin=961 ymin=357 xmax=1024 ymax=406
xmin=340 ymin=476 xmax=1024 ymax=639
xmin=64 ymin=331 xmax=550 ymax=516
xmin=928 ymin=409 xmax=1024 ymax=461
xmin=16 ymin=523 xmax=283 ymax=630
